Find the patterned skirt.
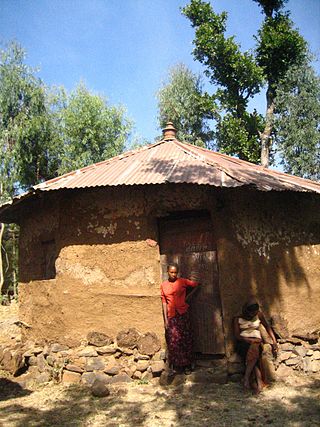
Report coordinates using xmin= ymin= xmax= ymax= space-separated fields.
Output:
xmin=165 ymin=311 xmax=194 ymax=368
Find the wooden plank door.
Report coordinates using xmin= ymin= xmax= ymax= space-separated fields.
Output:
xmin=159 ymin=211 xmax=225 ymax=355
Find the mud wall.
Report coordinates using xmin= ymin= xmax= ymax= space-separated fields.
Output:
xmin=17 ymin=185 xmax=320 ymax=353
xmin=18 ymin=185 xmax=211 ymax=346
xmin=215 ymin=189 xmax=320 ymax=355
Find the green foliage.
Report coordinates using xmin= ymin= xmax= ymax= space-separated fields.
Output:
xmin=157 ymin=64 xmax=215 ymax=148
xmin=274 ymin=61 xmax=320 ymax=180
xmin=182 ymin=0 xmax=264 ymax=162
xmin=253 ymin=0 xmax=288 ymax=17
xmin=0 ymin=42 xmax=133 ymax=296
xmin=0 ymin=41 xmax=61 ymax=192
xmin=58 ymin=83 xmax=132 ymax=174
xmin=217 ymin=111 xmax=264 ymax=163
xmin=255 ymin=13 xmax=307 ymax=91
xmin=182 ymin=0 xmax=313 ymax=168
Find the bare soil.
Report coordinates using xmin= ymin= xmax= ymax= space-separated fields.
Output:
xmin=1 ymin=305 xmax=319 ymax=427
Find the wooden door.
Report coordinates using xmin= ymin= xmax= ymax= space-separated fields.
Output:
xmin=159 ymin=211 xmax=225 ymax=355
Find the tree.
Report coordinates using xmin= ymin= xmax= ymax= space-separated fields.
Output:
xmin=182 ymin=0 xmax=308 ymax=166
xmin=57 ymin=83 xmax=132 ymax=174
xmin=274 ymin=60 xmax=320 ymax=180
xmin=0 ymin=41 xmax=61 ymax=193
xmin=157 ymin=64 xmax=216 ymax=148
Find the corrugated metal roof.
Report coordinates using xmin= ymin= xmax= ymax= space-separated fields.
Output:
xmin=32 ymin=138 xmax=320 ymax=192
xmin=0 ymin=138 xmax=320 ymax=221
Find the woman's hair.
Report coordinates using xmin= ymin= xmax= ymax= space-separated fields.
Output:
xmin=167 ymin=262 xmax=179 ymax=271
xmin=242 ymin=299 xmax=260 ymax=319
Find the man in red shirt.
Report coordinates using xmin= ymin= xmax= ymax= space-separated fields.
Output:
xmin=161 ymin=263 xmax=200 ymax=374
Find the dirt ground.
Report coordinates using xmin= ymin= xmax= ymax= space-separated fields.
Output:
xmin=1 ymin=304 xmax=319 ymax=427
xmin=0 ymin=370 xmax=319 ymax=427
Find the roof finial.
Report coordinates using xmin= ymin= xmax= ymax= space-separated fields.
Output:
xmin=162 ymin=122 xmax=177 ymax=140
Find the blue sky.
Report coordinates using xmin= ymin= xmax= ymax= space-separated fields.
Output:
xmin=1 ymin=0 xmax=319 ymax=144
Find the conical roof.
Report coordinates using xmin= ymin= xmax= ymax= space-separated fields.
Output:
xmin=0 ymin=138 xmax=319 ymax=222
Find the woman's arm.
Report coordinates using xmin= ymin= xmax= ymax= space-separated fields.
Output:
xmin=162 ymin=301 xmax=168 ymax=329
xmin=259 ymin=311 xmax=278 ymax=352
xmin=185 ymin=283 xmax=201 ymax=302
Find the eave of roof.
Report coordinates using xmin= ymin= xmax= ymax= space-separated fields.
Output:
xmin=0 ymin=138 xmax=319 ymax=222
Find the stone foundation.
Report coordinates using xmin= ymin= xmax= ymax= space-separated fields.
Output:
xmin=1 ymin=328 xmax=319 ymax=387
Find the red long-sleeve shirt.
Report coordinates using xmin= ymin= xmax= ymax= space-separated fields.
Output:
xmin=160 ymin=278 xmax=199 ymax=318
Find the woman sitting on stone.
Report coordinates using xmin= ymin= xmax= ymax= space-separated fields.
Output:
xmin=233 ymin=298 xmax=278 ymax=393
xmin=160 ymin=263 xmax=200 ymax=375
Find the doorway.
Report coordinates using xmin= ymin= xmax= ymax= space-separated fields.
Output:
xmin=158 ymin=210 xmax=225 ymax=355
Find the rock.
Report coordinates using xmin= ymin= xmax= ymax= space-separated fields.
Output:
xmin=277 ymin=351 xmax=292 ymax=362
xmin=312 ymin=350 xmax=320 ymax=360
xmin=36 ymin=371 xmax=51 ymax=384
xmin=270 ymin=315 xmax=289 ymax=339
xmin=104 ymin=363 xmax=120 ymax=376
xmin=293 ymin=346 xmax=307 ymax=357
xmin=152 ymin=350 xmax=166 ymax=361
xmin=28 ymin=355 xmax=38 ymax=366
xmin=121 ymin=347 xmax=134 ymax=355
xmin=85 ymin=357 xmax=105 ymax=372
xmin=116 ymin=328 xmax=140 ymax=349
xmin=136 ymin=360 xmax=149 ymax=372
xmin=87 ymin=332 xmax=113 ymax=347
xmin=46 ymin=355 xmax=56 ymax=366
xmin=65 ymin=364 xmax=84 ymax=373
xmin=171 ymin=374 xmax=186 ymax=386
xmin=306 ymin=350 xmax=314 ymax=356
xmin=292 ymin=332 xmax=319 ymax=344
xmin=303 ymin=358 xmax=312 ymax=372
xmin=159 ymin=370 xmax=174 ymax=386
xmin=78 ymin=347 xmax=98 ymax=357
xmin=1 ymin=348 xmax=25 ymax=375
xmin=108 ymin=373 xmax=132 ymax=384
xmin=37 ymin=354 xmax=47 ymax=372
xmin=141 ymin=371 xmax=153 ymax=382
xmin=150 ymin=361 xmax=165 ymax=376
xmin=311 ymin=360 xmax=320 ymax=372
xmin=81 ymin=372 xmax=97 ymax=386
xmin=137 ymin=333 xmax=161 ymax=356
xmin=285 ymin=357 xmax=300 ymax=366
xmin=279 ymin=343 xmax=294 ymax=351
xmin=62 ymin=370 xmax=81 ymax=384
xmin=133 ymin=370 xmax=142 ymax=379
xmin=96 ymin=346 xmax=117 ymax=355
xmin=134 ymin=353 xmax=150 ymax=361
xmin=91 ymin=379 xmax=110 ymax=397
xmin=286 ymin=338 xmax=302 ymax=345
xmin=23 ymin=347 xmax=42 ymax=357
xmin=51 ymin=343 xmax=69 ymax=353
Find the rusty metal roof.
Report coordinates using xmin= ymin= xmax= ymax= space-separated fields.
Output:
xmin=0 ymin=138 xmax=320 ymax=221
xmin=31 ymin=138 xmax=320 ymax=193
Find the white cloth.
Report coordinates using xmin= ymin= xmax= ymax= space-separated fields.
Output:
xmin=238 ymin=316 xmax=261 ymax=339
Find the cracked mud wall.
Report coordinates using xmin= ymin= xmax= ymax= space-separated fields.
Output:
xmin=17 ymin=185 xmax=211 ymax=346
xmin=17 ymin=185 xmax=320 ymax=352
xmin=214 ymin=189 xmax=320 ymax=354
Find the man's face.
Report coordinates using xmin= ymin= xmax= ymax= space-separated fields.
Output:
xmin=168 ymin=266 xmax=178 ymax=282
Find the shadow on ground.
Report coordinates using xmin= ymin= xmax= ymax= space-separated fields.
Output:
xmin=0 ymin=376 xmax=319 ymax=426
xmin=0 ymin=378 xmax=32 ymax=401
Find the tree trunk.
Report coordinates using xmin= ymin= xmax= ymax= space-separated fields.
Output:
xmin=12 ymin=226 xmax=18 ymax=299
xmin=0 ymin=222 xmax=5 ymax=295
xmin=260 ymin=88 xmax=275 ymax=168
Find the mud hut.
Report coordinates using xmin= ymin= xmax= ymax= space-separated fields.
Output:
xmin=1 ymin=123 xmax=320 ymax=361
